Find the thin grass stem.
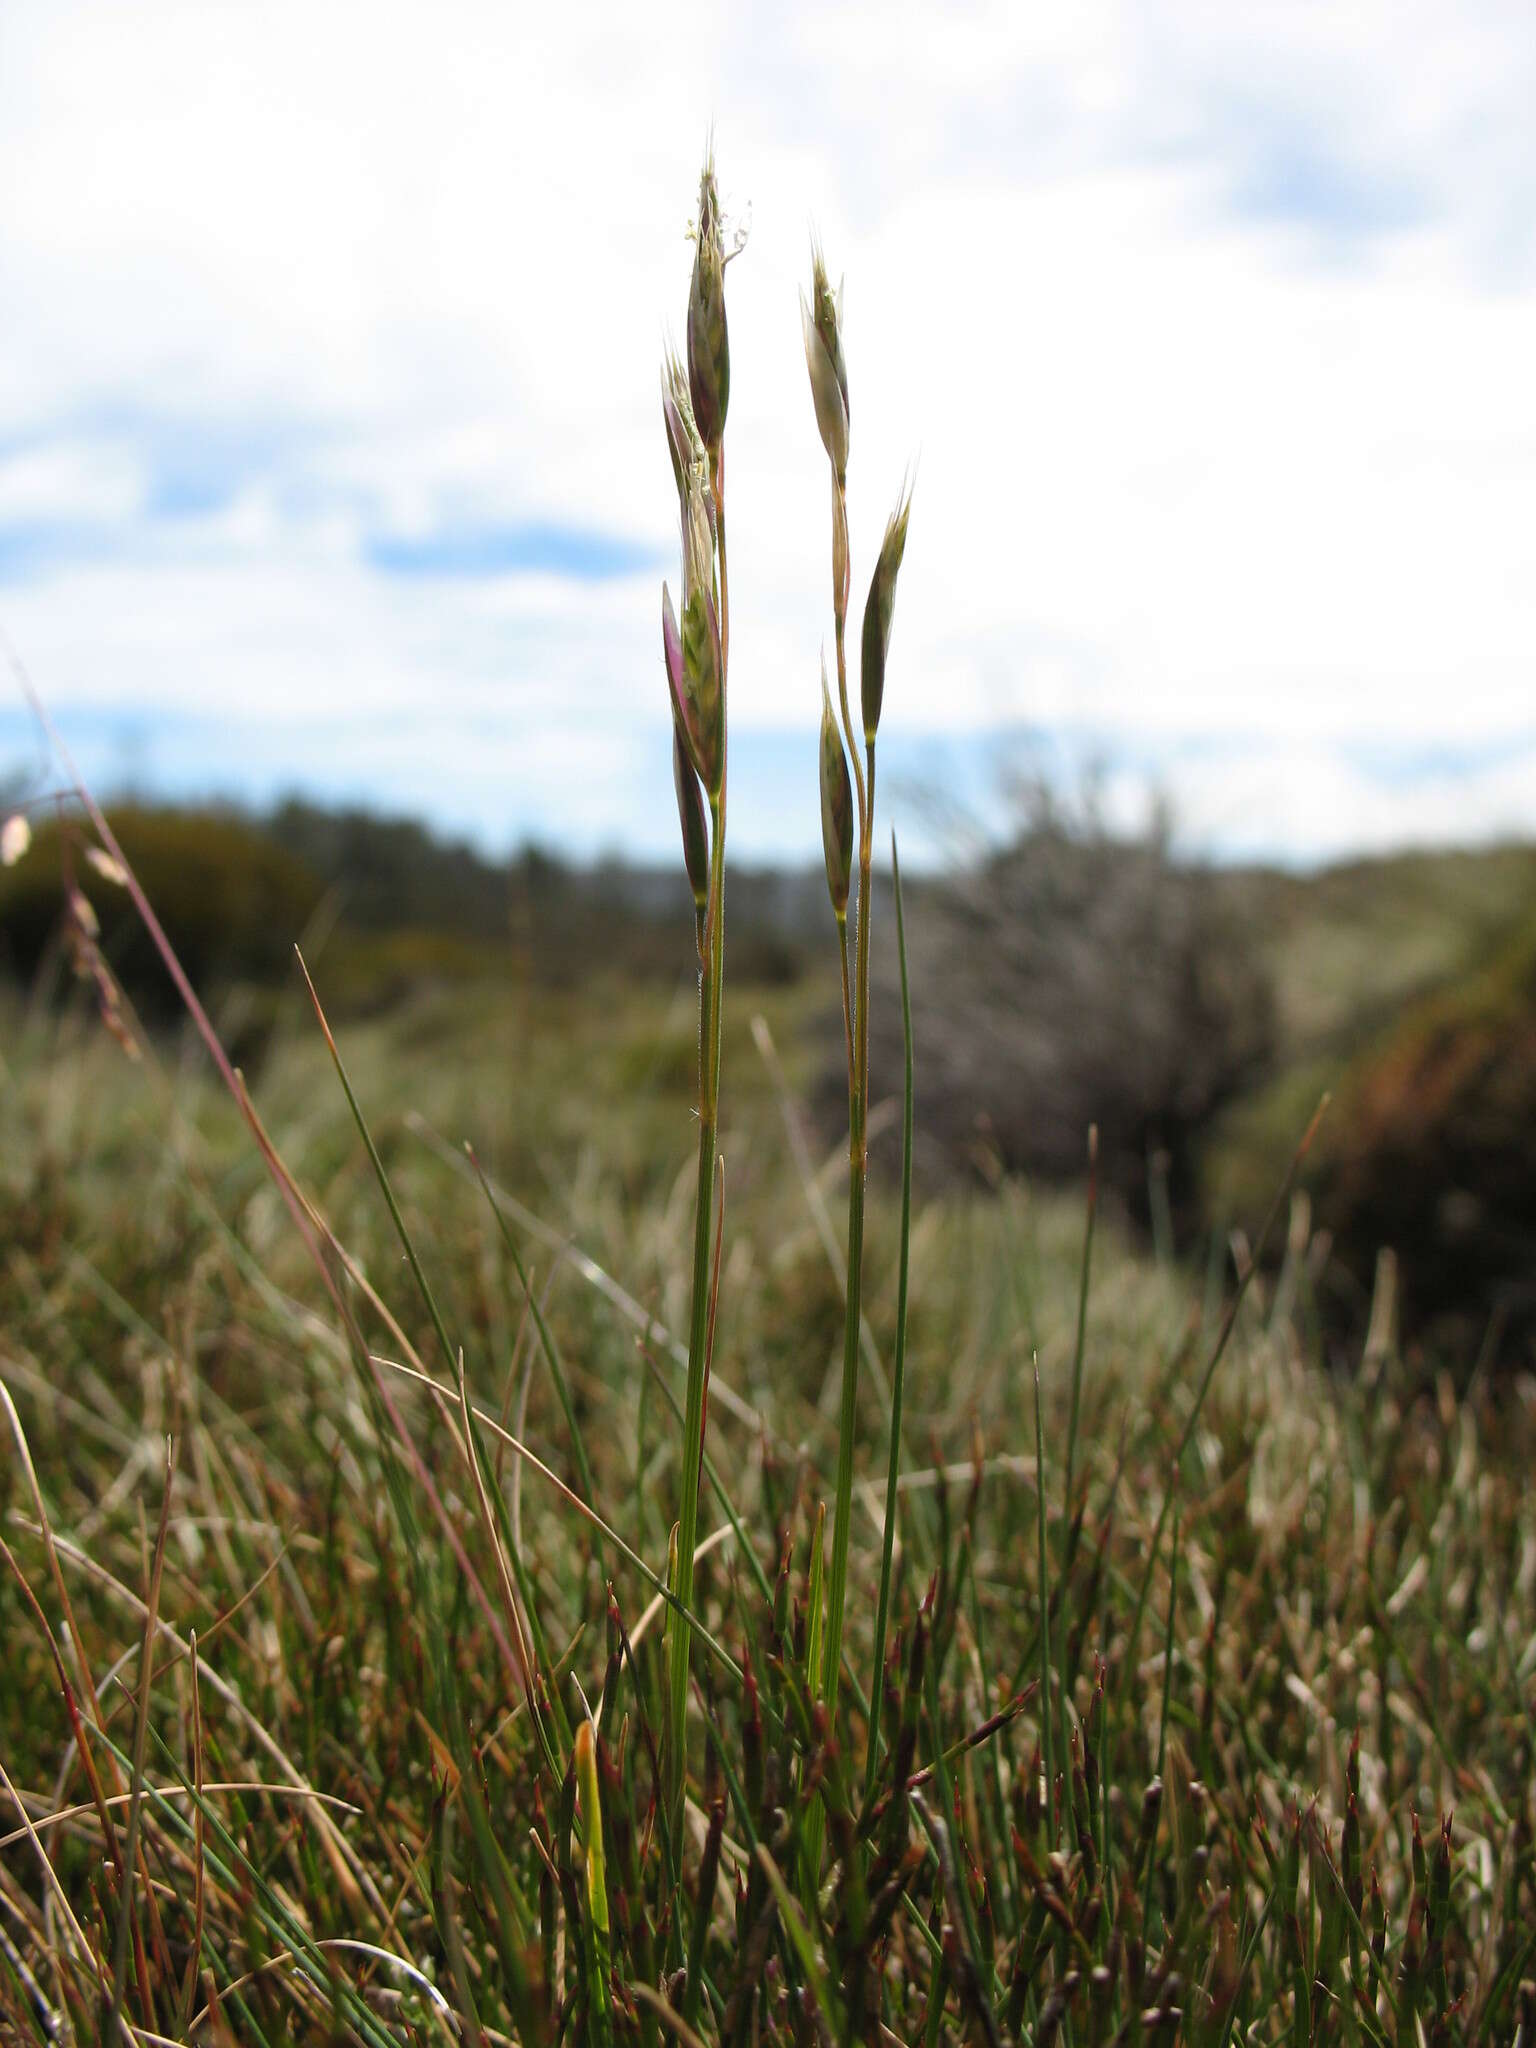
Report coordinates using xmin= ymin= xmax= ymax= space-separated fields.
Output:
xmin=1120 ymin=1094 xmax=1329 ymax=1696
xmin=1062 ymin=1125 xmax=1097 ymax=1517
xmin=865 ymin=832 xmax=913 ymax=1796
xmin=668 ymin=782 xmax=727 ymax=1822
xmin=823 ymin=741 xmax=876 ymax=1745
xmin=1031 ymin=1357 xmax=1054 ymax=1839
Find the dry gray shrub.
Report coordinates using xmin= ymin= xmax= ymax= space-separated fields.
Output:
xmin=864 ymin=780 xmax=1276 ymax=1226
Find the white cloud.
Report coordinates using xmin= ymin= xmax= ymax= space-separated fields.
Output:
xmin=0 ymin=0 xmax=1533 ymax=860
xmin=1099 ymin=737 xmax=1536 ymax=865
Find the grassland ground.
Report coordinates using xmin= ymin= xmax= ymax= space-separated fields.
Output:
xmin=1 ymin=967 xmax=1533 ymax=2042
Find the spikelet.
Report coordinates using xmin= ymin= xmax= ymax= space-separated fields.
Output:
xmin=687 ymin=149 xmax=730 ymax=455
xmin=801 ymin=245 xmax=849 ymax=482
xmin=1 ymin=813 xmax=30 ymax=867
xmin=673 ymin=723 xmax=710 ymax=953
xmin=662 ymin=562 xmax=722 ymax=797
xmin=661 ymin=348 xmax=700 ymax=506
xmin=819 ymin=661 xmax=853 ymax=919
xmin=860 ymin=483 xmax=913 ymax=743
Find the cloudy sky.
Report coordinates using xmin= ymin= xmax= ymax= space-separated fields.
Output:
xmin=1 ymin=0 xmax=1534 ymax=867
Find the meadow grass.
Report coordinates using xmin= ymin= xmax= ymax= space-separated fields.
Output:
xmin=1 ymin=149 xmax=1534 ymax=2046
xmin=1 ymin=962 xmax=1533 ymax=2044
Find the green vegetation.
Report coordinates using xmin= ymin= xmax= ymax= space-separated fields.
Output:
xmin=1293 ymin=910 xmax=1536 ymax=1357
xmin=1 ymin=147 xmax=1532 ymax=2045
xmin=0 ymin=806 xmax=325 ymax=1018
xmin=0 ymin=801 xmax=816 ymax=1048
xmin=1204 ymin=845 xmax=1536 ymax=1363
xmin=3 ymin=941 xmax=1533 ymax=2042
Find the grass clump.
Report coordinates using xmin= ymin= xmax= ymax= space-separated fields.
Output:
xmin=0 ymin=149 xmax=1534 ymax=2048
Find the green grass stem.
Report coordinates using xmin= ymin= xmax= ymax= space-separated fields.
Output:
xmin=866 ymin=830 xmax=914 ymax=1797
xmin=667 ymin=786 xmax=727 ymax=1824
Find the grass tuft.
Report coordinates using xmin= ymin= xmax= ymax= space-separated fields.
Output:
xmin=0 ymin=156 xmax=1531 ymax=2048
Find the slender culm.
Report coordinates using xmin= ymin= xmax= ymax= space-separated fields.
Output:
xmin=664 ymin=147 xmax=736 ymax=1834
xmin=802 ymin=236 xmax=913 ymax=1808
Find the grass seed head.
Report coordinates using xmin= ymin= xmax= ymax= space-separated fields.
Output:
xmin=661 ymin=335 xmax=724 ymax=791
xmin=860 ymin=482 xmax=913 ymax=743
xmin=679 ymin=447 xmax=716 ymax=621
xmin=662 ymin=347 xmax=705 ymax=506
xmin=819 ymin=660 xmax=853 ymax=918
xmin=802 ymin=245 xmax=849 ymax=482
xmin=662 ymin=581 xmax=704 ymax=781
xmin=831 ymin=468 xmax=850 ymax=621
xmin=1 ymin=812 xmax=30 ymax=866
xmin=687 ymin=149 xmax=730 ymax=455
xmin=673 ymin=723 xmax=710 ymax=918
xmin=661 ymin=451 xmax=724 ymax=794
xmin=681 ymin=597 xmax=724 ymax=796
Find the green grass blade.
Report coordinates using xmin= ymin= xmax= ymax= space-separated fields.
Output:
xmin=297 ymin=950 xmax=460 ymax=1375
xmin=104 ymin=1437 xmax=175 ymax=2044
xmin=468 ymin=1143 xmax=600 ymax=1518
xmin=1062 ymin=1123 xmax=1097 ymax=1517
xmin=1121 ymin=1094 xmax=1329 ymax=1692
xmin=866 ymin=830 xmax=915 ymax=1799
xmin=1140 ymin=1510 xmax=1179 ymax=1941
xmin=1031 ymin=1356 xmax=1053 ymax=1841
xmin=755 ymin=1845 xmax=838 ymax=2042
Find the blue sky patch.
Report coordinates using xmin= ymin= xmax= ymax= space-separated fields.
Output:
xmin=363 ymin=521 xmax=661 ymax=582
xmin=0 ymin=521 xmax=116 ymax=583
xmin=1220 ymin=107 xmax=1427 ymax=245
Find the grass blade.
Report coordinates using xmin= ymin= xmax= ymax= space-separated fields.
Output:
xmin=104 ymin=1434 xmax=175 ymax=2043
xmin=1031 ymin=1356 xmax=1053 ymax=1840
xmin=1062 ymin=1122 xmax=1097 ymax=1518
xmin=866 ymin=829 xmax=915 ymax=1798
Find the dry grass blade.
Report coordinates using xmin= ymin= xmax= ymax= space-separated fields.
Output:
xmin=0 ymin=1783 xmax=359 ymax=1856
xmin=17 ymin=1521 xmax=381 ymax=1922
xmin=104 ymin=1435 xmax=177 ymax=2042
xmin=1 ymin=1382 xmax=122 ymax=1789
xmin=0 ymin=1532 xmax=128 ymax=1912
xmin=409 ymin=1114 xmax=770 ymax=1427
xmin=454 ymin=1348 xmax=537 ymax=1697
xmin=187 ymin=1938 xmax=456 ymax=2037
xmin=0 ymin=1753 xmax=104 ymax=1995
xmin=629 ymin=1979 xmax=712 ymax=2048
xmin=371 ymin=1351 xmax=742 ymax=1682
xmin=1121 ymin=1090 xmax=1331 ymax=1689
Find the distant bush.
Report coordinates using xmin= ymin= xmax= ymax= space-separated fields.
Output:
xmin=0 ymin=805 xmax=324 ymax=1019
xmin=0 ymin=802 xmax=817 ymax=1030
xmin=1310 ymin=914 xmax=1536 ymax=1368
xmin=860 ymin=790 xmax=1276 ymax=1226
xmin=267 ymin=800 xmax=812 ymax=987
xmin=269 ymin=796 xmax=513 ymax=937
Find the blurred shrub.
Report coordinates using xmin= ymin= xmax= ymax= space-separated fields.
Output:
xmin=0 ymin=802 xmax=816 ymax=1034
xmin=859 ymin=788 xmax=1276 ymax=1226
xmin=273 ymin=801 xmax=811 ymax=988
xmin=271 ymin=798 xmax=510 ymax=937
xmin=1308 ymin=914 xmax=1536 ymax=1368
xmin=304 ymin=928 xmax=508 ymax=1016
xmin=0 ymin=806 xmax=324 ymax=1020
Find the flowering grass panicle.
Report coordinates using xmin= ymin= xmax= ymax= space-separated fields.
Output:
xmin=662 ymin=145 xmax=739 ymax=1831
